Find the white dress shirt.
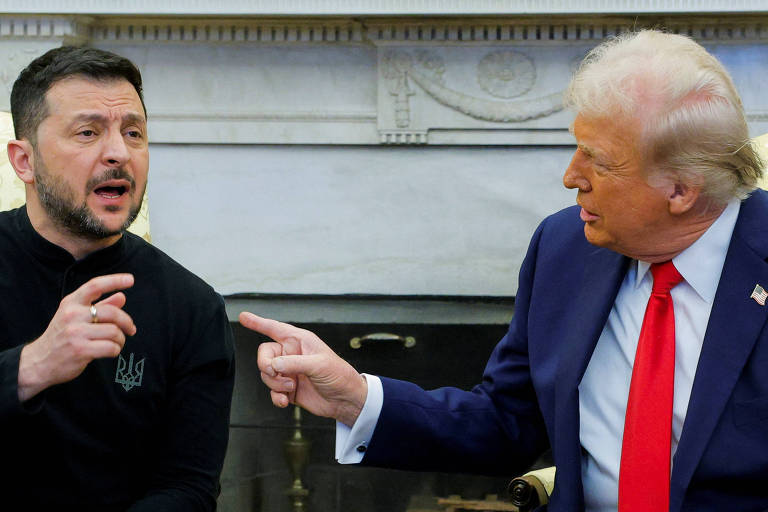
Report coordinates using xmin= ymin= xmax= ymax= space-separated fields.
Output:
xmin=337 ymin=201 xmax=741 ymax=509
xmin=579 ymin=199 xmax=739 ymax=510
xmin=335 ymin=373 xmax=382 ymax=462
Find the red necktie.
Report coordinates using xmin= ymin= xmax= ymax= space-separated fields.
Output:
xmin=619 ymin=261 xmax=684 ymax=512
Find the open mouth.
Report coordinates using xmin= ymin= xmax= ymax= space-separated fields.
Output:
xmin=93 ymin=179 xmax=131 ymax=200
xmin=94 ymin=185 xmax=127 ymax=199
xmin=579 ymin=206 xmax=600 ymax=222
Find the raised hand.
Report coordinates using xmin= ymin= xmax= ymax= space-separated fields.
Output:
xmin=240 ymin=312 xmax=368 ymax=427
xmin=17 ymin=273 xmax=137 ymax=401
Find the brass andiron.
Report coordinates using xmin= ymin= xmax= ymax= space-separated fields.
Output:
xmin=284 ymin=405 xmax=311 ymax=511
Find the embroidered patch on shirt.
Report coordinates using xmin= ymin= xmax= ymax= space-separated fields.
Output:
xmin=115 ymin=352 xmax=145 ymax=391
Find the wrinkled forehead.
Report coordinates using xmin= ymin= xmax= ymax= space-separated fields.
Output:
xmin=44 ymin=74 xmax=145 ymax=118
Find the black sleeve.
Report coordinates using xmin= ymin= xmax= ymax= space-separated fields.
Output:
xmin=0 ymin=345 xmax=25 ymax=419
xmin=128 ymin=296 xmax=235 ymax=512
xmin=0 ymin=344 xmax=45 ymax=420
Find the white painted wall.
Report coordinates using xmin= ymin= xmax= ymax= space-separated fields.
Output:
xmin=1 ymin=12 xmax=766 ymax=297
xmin=147 ymin=144 xmax=576 ymax=295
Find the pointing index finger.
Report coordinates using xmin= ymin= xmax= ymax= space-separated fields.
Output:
xmin=74 ymin=274 xmax=135 ymax=304
xmin=239 ymin=312 xmax=299 ymax=344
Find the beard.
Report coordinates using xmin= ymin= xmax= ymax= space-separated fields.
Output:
xmin=34 ymin=154 xmax=143 ymax=240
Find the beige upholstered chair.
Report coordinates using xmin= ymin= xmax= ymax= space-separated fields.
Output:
xmin=755 ymin=132 xmax=768 ymax=190
xmin=0 ymin=111 xmax=151 ymax=241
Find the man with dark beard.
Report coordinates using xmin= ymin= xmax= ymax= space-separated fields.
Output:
xmin=0 ymin=46 xmax=235 ymax=511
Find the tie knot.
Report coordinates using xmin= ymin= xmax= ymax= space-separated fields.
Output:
xmin=650 ymin=261 xmax=684 ymax=294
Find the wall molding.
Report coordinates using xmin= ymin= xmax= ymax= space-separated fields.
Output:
xmin=1 ymin=15 xmax=767 ymax=44
xmin=150 ymin=110 xmax=377 ymax=123
xmin=0 ymin=15 xmax=91 ymax=42
xmin=379 ymin=130 xmax=429 ymax=144
xmin=91 ymin=18 xmax=365 ymax=44
xmin=0 ymin=12 xmax=764 ymax=146
xmin=3 ymin=0 xmax=768 ymax=15
xmin=366 ymin=18 xmax=768 ymax=43
xmin=747 ymin=111 xmax=768 ymax=122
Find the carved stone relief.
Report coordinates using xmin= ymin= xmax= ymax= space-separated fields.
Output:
xmin=377 ymin=45 xmax=585 ymax=144
xmin=1 ymin=14 xmax=764 ymax=145
xmin=477 ymin=50 xmax=535 ymax=98
xmin=382 ymin=48 xmax=563 ymax=126
xmin=382 ymin=51 xmax=421 ymax=128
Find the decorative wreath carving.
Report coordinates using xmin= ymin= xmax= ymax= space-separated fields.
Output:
xmin=477 ymin=50 xmax=536 ymax=99
xmin=382 ymin=50 xmax=562 ymax=125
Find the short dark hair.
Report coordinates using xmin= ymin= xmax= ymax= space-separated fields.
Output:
xmin=10 ymin=46 xmax=145 ymax=143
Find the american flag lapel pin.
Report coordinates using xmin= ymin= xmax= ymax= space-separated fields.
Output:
xmin=750 ymin=284 xmax=768 ymax=306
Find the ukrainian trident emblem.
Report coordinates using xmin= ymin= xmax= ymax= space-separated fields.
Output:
xmin=115 ymin=352 xmax=145 ymax=391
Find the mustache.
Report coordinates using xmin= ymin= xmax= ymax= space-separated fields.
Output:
xmin=86 ymin=168 xmax=136 ymax=192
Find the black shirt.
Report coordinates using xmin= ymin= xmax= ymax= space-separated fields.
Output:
xmin=0 ymin=207 xmax=235 ymax=511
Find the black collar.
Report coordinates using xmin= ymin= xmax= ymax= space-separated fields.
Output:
xmin=12 ymin=205 xmax=129 ymax=272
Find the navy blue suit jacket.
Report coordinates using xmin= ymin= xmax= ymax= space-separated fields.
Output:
xmin=363 ymin=189 xmax=768 ymax=511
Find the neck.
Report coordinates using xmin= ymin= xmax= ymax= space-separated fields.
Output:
xmin=632 ymin=203 xmax=727 ymax=263
xmin=25 ymin=195 xmax=122 ymax=260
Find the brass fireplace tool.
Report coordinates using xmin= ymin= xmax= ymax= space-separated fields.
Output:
xmin=284 ymin=405 xmax=311 ymax=511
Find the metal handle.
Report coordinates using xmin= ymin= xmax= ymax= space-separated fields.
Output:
xmin=350 ymin=332 xmax=416 ymax=349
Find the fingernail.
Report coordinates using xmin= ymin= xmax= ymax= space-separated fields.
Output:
xmin=272 ymin=358 xmax=285 ymax=373
xmin=285 ymin=380 xmax=294 ymax=391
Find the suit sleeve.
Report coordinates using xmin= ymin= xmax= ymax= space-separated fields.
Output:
xmin=127 ymin=294 xmax=235 ymax=512
xmin=361 ymin=220 xmax=550 ymax=476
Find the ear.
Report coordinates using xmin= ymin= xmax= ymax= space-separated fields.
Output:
xmin=6 ymin=139 xmax=35 ymax=184
xmin=667 ymin=181 xmax=700 ymax=215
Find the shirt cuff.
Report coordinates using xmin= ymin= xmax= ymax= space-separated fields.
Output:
xmin=335 ymin=373 xmax=383 ymax=464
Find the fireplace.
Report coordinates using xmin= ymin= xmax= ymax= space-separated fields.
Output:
xmin=217 ymin=295 xmax=554 ymax=512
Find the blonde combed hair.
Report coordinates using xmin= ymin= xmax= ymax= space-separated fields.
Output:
xmin=565 ymin=30 xmax=764 ymax=206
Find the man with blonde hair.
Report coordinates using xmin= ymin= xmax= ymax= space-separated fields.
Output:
xmin=244 ymin=30 xmax=766 ymax=511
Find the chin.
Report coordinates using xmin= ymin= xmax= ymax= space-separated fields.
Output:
xmin=106 ymin=220 xmax=131 ymax=234
xmin=582 ymin=225 xmax=612 ymax=250
xmin=96 ymin=213 xmax=131 ymax=233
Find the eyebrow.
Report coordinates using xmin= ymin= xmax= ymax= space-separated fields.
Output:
xmin=71 ymin=112 xmax=146 ymax=126
xmin=569 ymin=122 xmax=606 ymax=159
xmin=577 ymin=143 xmax=596 ymax=157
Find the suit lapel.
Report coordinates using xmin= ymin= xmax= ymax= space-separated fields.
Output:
xmin=670 ymin=192 xmax=768 ymax=512
xmin=552 ymin=246 xmax=628 ymax=508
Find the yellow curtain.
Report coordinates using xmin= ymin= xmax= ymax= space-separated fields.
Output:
xmin=0 ymin=111 xmax=151 ymax=242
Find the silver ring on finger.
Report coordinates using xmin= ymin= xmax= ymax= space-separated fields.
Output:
xmin=90 ymin=304 xmax=99 ymax=324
